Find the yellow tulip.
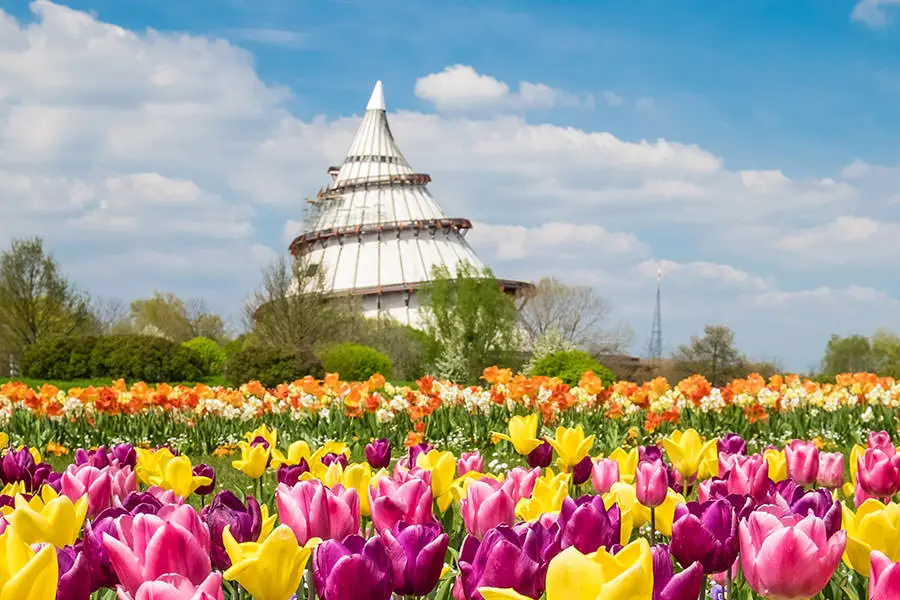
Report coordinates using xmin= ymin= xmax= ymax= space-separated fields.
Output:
xmin=232 ymin=442 xmax=270 ymax=480
xmin=608 ymin=447 xmax=638 ymax=484
xmin=0 ymin=483 xmax=26 ymax=516
xmin=492 ymin=414 xmax=544 ymax=456
xmin=244 ymin=424 xmax=278 ymax=449
xmin=223 ymin=524 xmax=316 ymax=600
xmin=342 ymin=463 xmax=373 ymax=516
xmin=662 ymin=429 xmax=717 ymax=479
xmin=0 ymin=433 xmax=8 ymax=449
xmin=271 ymin=440 xmax=311 ymax=469
xmin=141 ymin=454 xmax=211 ymax=499
xmin=842 ymin=499 xmax=900 ymax=576
xmin=310 ymin=441 xmax=350 ymax=465
xmin=8 ymin=487 xmax=87 ymax=548
xmin=515 ymin=472 xmax=569 ymax=522
xmin=547 ymin=426 xmax=595 ymax=469
xmin=603 ymin=482 xmax=683 ymax=538
xmin=0 ymin=524 xmax=58 ymax=600
xmin=135 ymin=447 xmax=179 ymax=486
xmin=416 ymin=450 xmax=456 ymax=512
xmin=258 ymin=504 xmax=276 ymax=543
xmin=764 ymin=448 xmax=788 ymax=483
xmin=697 ymin=443 xmax=719 ymax=480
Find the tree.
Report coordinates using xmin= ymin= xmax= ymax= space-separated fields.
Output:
xmin=0 ymin=237 xmax=94 ymax=364
xmin=821 ymin=330 xmax=900 ymax=378
xmin=91 ymin=297 xmax=131 ymax=334
xmin=420 ymin=262 xmax=521 ymax=384
xmin=128 ymin=292 xmax=226 ymax=343
xmin=671 ymin=325 xmax=747 ymax=386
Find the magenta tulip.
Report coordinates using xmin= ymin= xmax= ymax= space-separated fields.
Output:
xmin=636 ymin=459 xmax=668 ymax=508
xmin=365 ymin=439 xmax=392 ymax=470
xmin=739 ymin=508 xmax=846 ymax=600
xmin=816 ymin=452 xmax=844 ymax=489
xmin=572 ymin=456 xmax=593 ymax=486
xmin=458 ymin=451 xmax=484 ymax=476
xmin=858 ymin=448 xmax=900 ymax=498
xmin=526 ymin=439 xmax=553 ymax=468
xmin=784 ymin=440 xmax=819 ymax=486
xmin=870 ymin=550 xmax=900 ymax=600
xmin=314 ymin=535 xmax=393 ymax=600
xmin=61 ymin=464 xmax=113 ymax=519
xmin=500 ymin=467 xmax=540 ymax=504
xmin=591 ymin=458 xmax=620 ymax=494
xmin=869 ymin=432 xmax=896 ymax=455
xmin=102 ymin=504 xmax=212 ymax=597
xmin=276 ymin=479 xmax=359 ymax=544
xmin=461 ymin=479 xmax=516 ymax=539
xmin=652 ymin=545 xmax=704 ymax=600
xmin=116 ymin=573 xmax=224 ymax=600
xmin=380 ymin=522 xmax=449 ymax=596
xmin=57 ymin=545 xmax=91 ymax=600
xmin=369 ymin=477 xmax=436 ymax=533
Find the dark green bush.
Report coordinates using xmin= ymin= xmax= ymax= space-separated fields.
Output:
xmin=318 ymin=343 xmax=393 ymax=382
xmin=224 ymin=346 xmax=324 ymax=387
xmin=23 ymin=337 xmax=98 ymax=380
xmin=531 ymin=350 xmax=615 ymax=387
xmin=183 ymin=337 xmax=226 ymax=376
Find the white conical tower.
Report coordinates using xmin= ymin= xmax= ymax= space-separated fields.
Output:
xmin=290 ymin=80 xmax=528 ymax=326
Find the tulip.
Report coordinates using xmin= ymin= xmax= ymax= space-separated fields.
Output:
xmin=816 ymin=452 xmax=844 ymax=489
xmin=609 ymin=447 xmax=639 ymax=484
xmin=193 ymin=464 xmax=216 ymax=496
xmin=56 ymin=545 xmax=90 ymax=600
xmin=8 ymin=487 xmax=88 ymax=548
xmin=764 ymin=448 xmax=788 ymax=482
xmin=784 ymin=440 xmax=819 ymax=486
xmin=140 ymin=451 xmax=212 ymax=500
xmin=271 ymin=440 xmax=313 ymax=470
xmin=223 ymin=524 xmax=313 ymax=600
xmin=321 ymin=452 xmax=349 ymax=469
xmin=110 ymin=444 xmax=138 ymax=469
xmin=663 ymin=429 xmax=717 ymax=479
xmin=461 ymin=479 xmax=516 ymax=539
xmin=60 ymin=463 xmax=113 ymax=519
xmin=591 ymin=459 xmax=620 ymax=494
xmin=277 ymin=460 xmax=309 ymax=487
xmin=671 ymin=498 xmax=739 ymax=574
xmin=116 ymin=572 xmax=224 ymax=600
xmin=75 ymin=447 xmax=110 ymax=469
xmin=454 ymin=524 xmax=551 ymax=600
xmin=232 ymin=442 xmax=269 ymax=480
xmin=276 ymin=479 xmax=359 ymax=545
xmin=380 ymin=522 xmax=449 ymax=596
xmin=556 ymin=495 xmax=623 ymax=553
xmin=858 ymin=448 xmax=900 ymax=498
xmin=636 ymin=459 xmax=668 ymax=508
xmin=639 ymin=445 xmax=663 ymax=463
xmin=718 ymin=433 xmax=747 ymax=456
xmin=82 ymin=507 xmax=128 ymax=591
xmin=365 ymin=439 xmax=392 ymax=469
xmin=492 ymin=414 xmax=544 ymax=456
xmin=571 ymin=456 xmax=593 ymax=486
xmin=526 ymin=439 xmax=553 ymax=468
xmin=314 ymin=535 xmax=393 ymax=600
xmin=118 ymin=491 xmax=164 ymax=514
xmin=515 ymin=472 xmax=569 ymax=522
xmin=870 ymin=432 xmax=896 ymax=456
xmin=870 ymin=550 xmax=900 ymax=600
xmin=405 ymin=443 xmax=434 ymax=469
xmin=652 ymin=544 xmax=704 ymax=600
xmin=369 ymin=477 xmax=436 ymax=532
xmin=547 ymin=426 xmax=595 ymax=469
xmin=416 ymin=450 xmax=456 ymax=512
xmin=699 ymin=478 xmax=729 ymax=503
xmin=500 ymin=467 xmax=540 ymax=504
xmin=724 ymin=454 xmax=772 ymax=503
xmin=102 ymin=504 xmax=212 ymax=596
xmin=740 ymin=508 xmax=846 ymax=600
xmin=789 ymin=489 xmax=841 ymax=538
xmin=842 ymin=499 xmax=900 ymax=576
xmin=202 ymin=491 xmax=274 ymax=570
xmin=459 ymin=451 xmax=485 ymax=476
xmin=0 ymin=524 xmax=59 ymax=600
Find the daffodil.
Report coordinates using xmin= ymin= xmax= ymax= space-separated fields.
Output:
xmin=416 ymin=450 xmax=457 ymax=512
xmin=223 ymin=524 xmax=317 ymax=600
xmin=0 ymin=524 xmax=59 ymax=600
xmin=547 ymin=426 xmax=595 ymax=469
xmin=515 ymin=471 xmax=569 ymax=521
xmin=7 ymin=487 xmax=87 ymax=548
xmin=492 ymin=414 xmax=544 ymax=456
xmin=842 ymin=499 xmax=900 ymax=576
xmin=662 ymin=429 xmax=717 ymax=479
xmin=232 ymin=441 xmax=270 ymax=480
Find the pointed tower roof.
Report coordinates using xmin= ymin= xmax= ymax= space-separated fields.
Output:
xmin=366 ymin=80 xmax=385 ymax=110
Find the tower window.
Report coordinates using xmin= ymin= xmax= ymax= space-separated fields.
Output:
xmin=305 ymin=263 xmax=320 ymax=277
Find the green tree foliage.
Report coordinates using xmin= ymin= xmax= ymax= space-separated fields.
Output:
xmin=318 ymin=343 xmax=393 ymax=381
xmin=358 ymin=318 xmax=438 ymax=381
xmin=223 ymin=345 xmax=324 ymax=387
xmin=182 ymin=337 xmax=226 ymax=376
xmin=671 ymin=325 xmax=748 ymax=387
xmin=127 ymin=292 xmax=226 ymax=343
xmin=420 ymin=262 xmax=521 ymax=384
xmin=531 ymin=349 xmax=615 ymax=387
xmin=0 ymin=238 xmax=95 ymax=366
xmin=821 ymin=329 xmax=900 ymax=378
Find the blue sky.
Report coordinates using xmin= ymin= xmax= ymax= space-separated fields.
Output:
xmin=0 ymin=0 xmax=898 ymax=372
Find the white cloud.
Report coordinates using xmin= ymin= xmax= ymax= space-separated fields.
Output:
xmin=469 ymin=221 xmax=644 ymax=260
xmin=637 ymin=260 xmax=770 ymax=290
xmin=747 ymin=285 xmax=899 ymax=308
xmin=852 ymin=0 xmax=900 ymax=27
xmin=414 ymin=65 xmax=594 ymax=110
xmin=774 ymin=216 xmax=900 ymax=265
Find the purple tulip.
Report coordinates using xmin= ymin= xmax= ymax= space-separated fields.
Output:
xmin=406 ymin=443 xmax=433 ymax=468
xmin=365 ymin=439 xmax=392 ymax=470
xmin=717 ymin=434 xmax=747 ymax=456
xmin=788 ymin=489 xmax=842 ymax=538
xmin=313 ymin=535 xmax=393 ymax=600
xmin=33 ymin=463 xmax=62 ymax=493
xmin=201 ymin=490 xmax=263 ymax=569
xmin=773 ymin=479 xmax=805 ymax=506
xmin=571 ymin=456 xmax=593 ymax=486
xmin=83 ymin=507 xmax=128 ymax=591
xmin=75 ymin=446 xmax=110 ymax=469
xmin=526 ymin=439 xmax=553 ymax=469
xmin=118 ymin=491 xmax=164 ymax=515
xmin=277 ymin=460 xmax=310 ymax=487
xmin=639 ymin=445 xmax=664 ymax=464
xmin=670 ymin=499 xmax=739 ymax=574
xmin=380 ymin=522 xmax=449 ymax=596
xmin=1 ymin=447 xmax=35 ymax=486
xmin=110 ymin=444 xmax=137 ymax=469
xmin=321 ymin=452 xmax=349 ymax=469
xmin=556 ymin=495 xmax=620 ymax=554
xmin=652 ymin=544 xmax=704 ymax=600
xmin=192 ymin=464 xmax=216 ymax=496
xmin=57 ymin=545 xmax=91 ymax=600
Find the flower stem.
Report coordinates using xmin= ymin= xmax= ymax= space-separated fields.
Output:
xmin=650 ymin=506 xmax=656 ymax=546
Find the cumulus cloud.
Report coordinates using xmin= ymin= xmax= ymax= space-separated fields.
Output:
xmin=637 ymin=260 xmax=770 ymax=290
xmin=468 ymin=222 xmax=644 ymax=260
xmin=852 ymin=0 xmax=900 ymax=27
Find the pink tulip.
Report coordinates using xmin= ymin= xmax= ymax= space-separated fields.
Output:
xmin=460 ymin=479 xmax=515 ymax=539
xmin=116 ymin=572 xmax=224 ymax=600
xmin=726 ymin=454 xmax=770 ymax=501
xmin=276 ymin=479 xmax=359 ymax=545
xmin=635 ymin=460 xmax=667 ymax=508
xmin=816 ymin=452 xmax=844 ymax=489
xmin=869 ymin=432 xmax=896 ymax=456
xmin=858 ymin=448 xmax=900 ymax=498
xmin=369 ymin=477 xmax=435 ymax=533
xmin=62 ymin=464 xmax=116 ymax=519
xmin=855 ymin=481 xmax=878 ymax=508
xmin=740 ymin=508 xmax=846 ymax=600
xmin=870 ymin=550 xmax=900 ymax=600
xmin=718 ymin=452 xmax=744 ymax=477
xmin=591 ymin=459 xmax=619 ymax=494
xmin=102 ymin=505 xmax=212 ymax=596
xmin=145 ymin=486 xmax=186 ymax=506
xmin=784 ymin=440 xmax=819 ymax=486
xmin=500 ymin=467 xmax=540 ymax=504
xmin=458 ymin=452 xmax=484 ymax=476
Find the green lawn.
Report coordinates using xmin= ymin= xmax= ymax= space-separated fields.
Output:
xmin=1 ymin=376 xmax=417 ymax=391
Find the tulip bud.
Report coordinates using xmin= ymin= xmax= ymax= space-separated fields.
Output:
xmin=526 ymin=439 xmax=553 ymax=468
xmin=365 ymin=439 xmax=391 ymax=470
xmin=591 ymin=458 xmax=619 ymax=494
xmin=571 ymin=455 xmax=593 ymax=486
xmin=857 ymin=448 xmax=900 ymax=498
xmin=380 ymin=522 xmax=449 ymax=596
xmin=784 ymin=440 xmax=819 ymax=486
xmin=461 ymin=479 xmax=515 ymax=539
xmin=816 ymin=452 xmax=844 ymax=489
xmin=192 ymin=464 xmax=216 ymax=496
xmin=458 ymin=451 xmax=484 ymax=476
xmin=277 ymin=460 xmax=309 ymax=487
xmin=869 ymin=431 xmax=896 ymax=456
xmin=636 ymin=459 xmax=668 ymax=508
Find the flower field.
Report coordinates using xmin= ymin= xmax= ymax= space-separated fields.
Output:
xmin=1 ymin=370 xmax=900 ymax=599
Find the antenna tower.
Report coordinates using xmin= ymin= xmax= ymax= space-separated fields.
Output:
xmin=648 ymin=268 xmax=663 ymax=360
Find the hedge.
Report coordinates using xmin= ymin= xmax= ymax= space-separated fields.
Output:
xmin=318 ymin=343 xmax=393 ymax=382
xmin=530 ymin=349 xmax=615 ymax=387
xmin=223 ymin=346 xmax=324 ymax=388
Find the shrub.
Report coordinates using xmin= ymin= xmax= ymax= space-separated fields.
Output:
xmin=530 ymin=350 xmax=615 ymax=387
xmin=223 ymin=346 xmax=324 ymax=387
xmin=183 ymin=337 xmax=226 ymax=376
xmin=318 ymin=343 xmax=393 ymax=382
xmin=364 ymin=321 xmax=438 ymax=380
xmin=23 ymin=337 xmax=98 ymax=380
xmin=89 ymin=335 xmax=205 ymax=382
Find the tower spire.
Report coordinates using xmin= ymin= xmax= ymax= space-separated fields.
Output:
xmin=648 ymin=268 xmax=663 ymax=360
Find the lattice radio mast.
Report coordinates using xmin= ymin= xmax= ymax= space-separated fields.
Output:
xmin=648 ymin=268 xmax=663 ymax=360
